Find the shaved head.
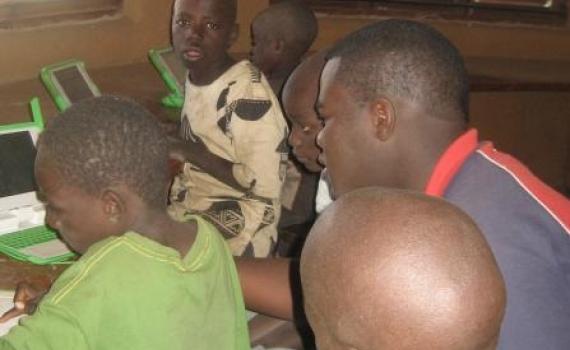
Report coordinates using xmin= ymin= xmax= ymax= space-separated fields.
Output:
xmin=283 ymin=50 xmax=326 ymax=105
xmin=250 ymin=0 xmax=317 ymax=87
xmin=283 ymin=50 xmax=327 ymax=172
xmin=301 ymin=188 xmax=506 ymax=350
xmin=255 ymin=1 xmax=317 ymax=59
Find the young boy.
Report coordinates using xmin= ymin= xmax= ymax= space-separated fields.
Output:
xmin=273 ymin=51 xmax=330 ymax=257
xmin=169 ymin=0 xmax=289 ymax=258
xmin=0 ymin=96 xmax=249 ymax=350
xmin=281 ymin=50 xmax=332 ymax=214
xmin=249 ymin=1 xmax=318 ymax=95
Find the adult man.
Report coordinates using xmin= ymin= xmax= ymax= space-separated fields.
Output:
xmin=316 ymin=19 xmax=570 ymax=349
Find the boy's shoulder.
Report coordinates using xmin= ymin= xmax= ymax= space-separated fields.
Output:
xmin=220 ymin=60 xmax=275 ymax=99
xmin=43 ymin=219 xmax=231 ymax=306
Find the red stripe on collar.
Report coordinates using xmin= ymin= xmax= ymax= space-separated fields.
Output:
xmin=424 ymin=129 xmax=479 ymax=197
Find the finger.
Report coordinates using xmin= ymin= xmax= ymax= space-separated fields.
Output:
xmin=13 ymin=284 xmax=37 ymax=305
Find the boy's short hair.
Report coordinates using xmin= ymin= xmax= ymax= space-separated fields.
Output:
xmin=257 ymin=1 xmax=317 ymax=58
xmin=174 ymin=0 xmax=237 ymax=23
xmin=37 ymin=95 xmax=170 ymax=209
xmin=327 ymin=19 xmax=469 ymax=120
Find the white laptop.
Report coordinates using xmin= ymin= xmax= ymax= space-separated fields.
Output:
xmin=0 ymin=98 xmax=74 ymax=264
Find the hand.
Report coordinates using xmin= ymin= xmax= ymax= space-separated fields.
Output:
xmin=168 ymin=135 xmax=209 ymax=168
xmin=0 ymin=282 xmax=48 ymax=323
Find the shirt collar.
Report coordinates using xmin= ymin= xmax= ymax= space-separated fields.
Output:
xmin=424 ymin=129 xmax=479 ymax=197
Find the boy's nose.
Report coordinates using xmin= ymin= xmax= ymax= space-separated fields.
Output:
xmin=316 ymin=128 xmax=325 ymax=150
xmin=186 ymin=23 xmax=204 ymax=40
xmin=288 ymin=131 xmax=301 ymax=147
xmin=45 ymin=211 xmax=61 ymax=231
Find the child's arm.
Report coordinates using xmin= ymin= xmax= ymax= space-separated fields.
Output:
xmin=169 ymin=136 xmax=249 ymax=192
xmin=234 ymin=257 xmax=295 ymax=321
xmin=0 ymin=282 xmax=48 ymax=323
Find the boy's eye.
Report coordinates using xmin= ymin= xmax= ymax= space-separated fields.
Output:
xmin=302 ymin=125 xmax=312 ymax=133
xmin=176 ymin=18 xmax=191 ymax=27
xmin=206 ymin=22 xmax=220 ymax=30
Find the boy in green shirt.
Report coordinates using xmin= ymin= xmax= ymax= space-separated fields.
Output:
xmin=0 ymin=96 xmax=249 ymax=350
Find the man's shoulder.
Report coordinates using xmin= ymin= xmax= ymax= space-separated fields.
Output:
xmin=449 ymin=146 xmax=569 ymax=231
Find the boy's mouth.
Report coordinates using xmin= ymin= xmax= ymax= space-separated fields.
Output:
xmin=183 ymin=48 xmax=203 ymax=61
xmin=317 ymin=153 xmax=326 ymax=167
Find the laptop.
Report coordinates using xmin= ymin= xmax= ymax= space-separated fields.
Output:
xmin=40 ymin=59 xmax=101 ymax=111
xmin=0 ymin=98 xmax=74 ymax=265
xmin=148 ymin=47 xmax=186 ymax=109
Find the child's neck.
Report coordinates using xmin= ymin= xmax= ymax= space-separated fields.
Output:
xmin=131 ymin=208 xmax=198 ymax=258
xmin=188 ymin=54 xmax=236 ymax=86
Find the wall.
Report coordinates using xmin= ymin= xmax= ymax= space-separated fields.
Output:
xmin=314 ymin=14 xmax=570 ymax=62
xmin=0 ymin=0 xmax=268 ymax=85
xmin=3 ymin=1 xmax=570 ymax=83
xmin=1 ymin=0 xmax=568 ymax=192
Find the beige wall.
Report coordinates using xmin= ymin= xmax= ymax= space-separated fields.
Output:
xmin=5 ymin=0 xmax=570 ymax=84
xmin=1 ymin=0 xmax=568 ymax=190
xmin=314 ymin=15 xmax=570 ymax=63
xmin=0 ymin=0 xmax=270 ymax=85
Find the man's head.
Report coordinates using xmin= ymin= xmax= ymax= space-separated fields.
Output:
xmin=171 ymin=0 xmax=238 ymax=80
xmin=301 ymin=187 xmax=506 ymax=350
xmin=250 ymin=1 xmax=317 ymax=78
xmin=282 ymin=50 xmax=327 ymax=172
xmin=35 ymin=96 xmax=169 ymax=253
xmin=316 ymin=19 xmax=469 ymax=197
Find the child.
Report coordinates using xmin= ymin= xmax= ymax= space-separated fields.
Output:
xmin=281 ymin=50 xmax=333 ymax=214
xmin=169 ymin=0 xmax=289 ymax=258
xmin=273 ymin=51 xmax=330 ymax=257
xmin=250 ymin=0 xmax=318 ymax=95
xmin=0 ymin=96 xmax=249 ymax=350
xmin=300 ymin=188 xmax=506 ymax=350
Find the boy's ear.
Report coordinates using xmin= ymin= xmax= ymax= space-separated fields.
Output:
xmin=228 ymin=23 xmax=239 ymax=48
xmin=369 ymin=97 xmax=396 ymax=142
xmin=100 ymin=189 xmax=126 ymax=220
xmin=273 ymin=38 xmax=285 ymax=54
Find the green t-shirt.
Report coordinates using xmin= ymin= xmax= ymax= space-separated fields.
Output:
xmin=0 ymin=215 xmax=250 ymax=350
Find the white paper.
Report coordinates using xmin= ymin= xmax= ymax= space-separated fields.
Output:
xmin=0 ymin=290 xmax=23 ymax=336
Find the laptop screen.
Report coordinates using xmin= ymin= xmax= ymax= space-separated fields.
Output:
xmin=0 ymin=127 xmax=41 ymax=213
xmin=0 ymin=131 xmax=37 ymax=198
xmin=53 ymin=65 xmax=97 ymax=103
xmin=161 ymin=50 xmax=187 ymax=90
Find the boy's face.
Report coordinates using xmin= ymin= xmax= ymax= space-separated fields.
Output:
xmin=316 ymin=58 xmax=377 ymax=198
xmin=35 ymin=158 xmax=117 ymax=254
xmin=283 ymin=78 xmax=323 ymax=172
xmin=249 ymin=18 xmax=278 ymax=76
xmin=171 ymin=0 xmax=237 ymax=70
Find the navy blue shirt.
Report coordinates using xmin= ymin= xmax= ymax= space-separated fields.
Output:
xmin=426 ymin=130 xmax=570 ymax=350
